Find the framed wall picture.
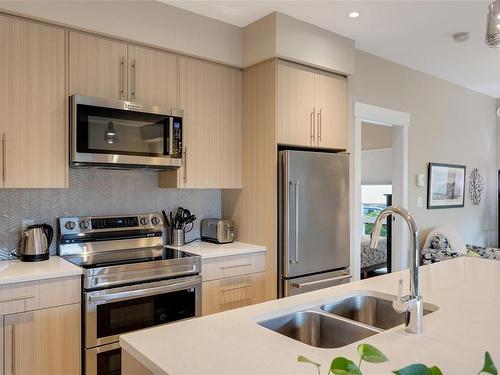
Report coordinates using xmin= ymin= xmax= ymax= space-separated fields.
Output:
xmin=427 ymin=163 xmax=466 ymax=209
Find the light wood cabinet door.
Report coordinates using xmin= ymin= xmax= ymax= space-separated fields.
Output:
xmin=69 ymin=31 xmax=128 ymax=100
xmin=127 ymin=45 xmax=178 ymax=107
xmin=4 ymin=303 xmax=81 ymax=375
xmin=0 ymin=15 xmax=67 ymax=188
xmin=202 ymin=272 xmax=266 ymax=315
xmin=277 ymin=60 xmax=315 ymax=147
xmin=161 ymin=57 xmax=242 ymax=189
xmin=314 ymin=71 xmax=348 ymax=150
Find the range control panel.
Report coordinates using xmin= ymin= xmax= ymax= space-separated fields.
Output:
xmin=59 ymin=213 xmax=163 ymax=236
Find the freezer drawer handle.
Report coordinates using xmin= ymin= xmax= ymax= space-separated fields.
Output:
xmin=292 ymin=273 xmax=351 ymax=288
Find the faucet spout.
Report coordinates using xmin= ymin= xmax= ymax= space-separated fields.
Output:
xmin=369 ymin=206 xmax=423 ymax=333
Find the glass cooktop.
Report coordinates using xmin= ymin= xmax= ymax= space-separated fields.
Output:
xmin=63 ymin=247 xmax=195 ymax=269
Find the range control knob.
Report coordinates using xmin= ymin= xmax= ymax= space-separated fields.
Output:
xmin=139 ymin=217 xmax=148 ymax=226
xmin=65 ymin=221 xmax=76 ymax=230
xmin=79 ymin=220 xmax=90 ymax=230
xmin=151 ymin=216 xmax=160 ymax=225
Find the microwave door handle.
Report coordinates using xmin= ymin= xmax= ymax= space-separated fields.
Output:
xmin=168 ymin=117 xmax=174 ymax=156
xmin=88 ymin=278 xmax=199 ymax=304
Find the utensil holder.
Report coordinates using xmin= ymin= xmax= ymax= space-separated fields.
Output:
xmin=169 ymin=229 xmax=185 ymax=247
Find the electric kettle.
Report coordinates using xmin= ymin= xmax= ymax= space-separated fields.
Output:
xmin=18 ymin=224 xmax=53 ymax=262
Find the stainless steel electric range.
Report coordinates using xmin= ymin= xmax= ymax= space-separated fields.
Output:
xmin=58 ymin=213 xmax=201 ymax=375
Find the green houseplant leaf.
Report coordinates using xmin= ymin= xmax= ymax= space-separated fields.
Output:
xmin=393 ymin=363 xmax=442 ymax=375
xmin=357 ymin=344 xmax=389 ymax=363
xmin=297 ymin=355 xmax=321 ymax=375
xmin=329 ymin=357 xmax=362 ymax=375
xmin=479 ymin=352 xmax=498 ymax=375
xmin=429 ymin=366 xmax=443 ymax=375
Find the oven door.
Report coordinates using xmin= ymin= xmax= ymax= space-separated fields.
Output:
xmin=85 ymin=275 xmax=201 ymax=348
xmin=71 ymin=95 xmax=182 ymax=168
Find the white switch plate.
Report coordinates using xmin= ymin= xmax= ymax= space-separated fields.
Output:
xmin=21 ymin=219 xmax=34 ymax=232
xmin=417 ymin=196 xmax=424 ymax=208
xmin=416 ymin=174 xmax=425 ymax=187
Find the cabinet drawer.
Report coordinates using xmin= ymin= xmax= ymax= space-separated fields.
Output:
xmin=0 ymin=276 xmax=80 ymax=315
xmin=202 ymin=252 xmax=265 ymax=281
xmin=202 ymin=272 xmax=266 ymax=315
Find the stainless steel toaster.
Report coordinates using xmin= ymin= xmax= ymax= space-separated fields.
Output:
xmin=201 ymin=219 xmax=234 ymax=244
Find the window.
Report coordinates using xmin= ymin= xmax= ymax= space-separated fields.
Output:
xmin=362 ymin=185 xmax=392 ymax=236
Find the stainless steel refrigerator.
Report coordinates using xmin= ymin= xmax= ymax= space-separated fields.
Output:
xmin=278 ymin=150 xmax=351 ymax=298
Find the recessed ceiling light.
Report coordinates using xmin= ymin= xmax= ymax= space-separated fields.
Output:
xmin=348 ymin=11 xmax=360 ymax=18
xmin=452 ymin=32 xmax=470 ymax=43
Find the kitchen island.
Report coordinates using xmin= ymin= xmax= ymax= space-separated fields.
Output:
xmin=120 ymin=257 xmax=499 ymax=374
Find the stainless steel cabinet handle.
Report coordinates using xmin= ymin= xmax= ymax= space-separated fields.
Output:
xmin=292 ymin=273 xmax=351 ymax=288
xmin=220 ymin=283 xmax=252 ymax=292
xmin=183 ymin=146 xmax=188 ymax=183
xmin=131 ymin=58 xmax=136 ymax=100
xmin=317 ymin=109 xmax=322 ymax=144
xmin=0 ymin=295 xmax=34 ymax=304
xmin=289 ymin=181 xmax=299 ymax=264
xmin=219 ymin=263 xmax=251 ymax=270
xmin=119 ymin=56 xmax=125 ymax=100
xmin=310 ymin=109 xmax=315 ymax=145
xmin=2 ymin=133 xmax=6 ymax=183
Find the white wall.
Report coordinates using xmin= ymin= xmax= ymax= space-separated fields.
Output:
xmin=350 ymin=50 xmax=498 ymax=246
xmin=361 ymin=149 xmax=392 ymax=185
xmin=0 ymin=1 xmax=243 ymax=66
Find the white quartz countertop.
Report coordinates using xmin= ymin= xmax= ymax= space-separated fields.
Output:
xmin=167 ymin=240 xmax=266 ymax=259
xmin=120 ymin=257 xmax=500 ymax=375
xmin=0 ymin=256 xmax=82 ymax=285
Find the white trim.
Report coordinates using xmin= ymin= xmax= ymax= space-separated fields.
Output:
xmin=351 ymin=102 xmax=410 ymax=281
xmin=355 ymin=103 xmax=410 ymax=127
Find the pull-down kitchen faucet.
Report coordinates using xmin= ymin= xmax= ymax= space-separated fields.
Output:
xmin=369 ymin=206 xmax=423 ymax=334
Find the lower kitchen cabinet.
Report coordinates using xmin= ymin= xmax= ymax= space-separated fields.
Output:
xmin=3 ymin=303 xmax=81 ymax=375
xmin=202 ymin=272 xmax=266 ymax=315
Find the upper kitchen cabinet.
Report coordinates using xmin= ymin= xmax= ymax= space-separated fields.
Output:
xmin=0 ymin=15 xmax=67 ymax=188
xmin=314 ymin=70 xmax=348 ymax=149
xmin=277 ymin=60 xmax=316 ymax=147
xmin=69 ymin=31 xmax=128 ymax=100
xmin=69 ymin=32 xmax=179 ymax=107
xmin=277 ymin=60 xmax=348 ymax=150
xmin=159 ymin=57 xmax=242 ymax=189
xmin=127 ymin=45 xmax=178 ymax=107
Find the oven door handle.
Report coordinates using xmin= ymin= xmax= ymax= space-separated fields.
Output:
xmin=88 ymin=278 xmax=200 ymax=304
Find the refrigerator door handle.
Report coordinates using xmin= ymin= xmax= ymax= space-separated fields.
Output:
xmin=291 ymin=273 xmax=352 ymax=288
xmin=290 ymin=180 xmax=300 ymax=264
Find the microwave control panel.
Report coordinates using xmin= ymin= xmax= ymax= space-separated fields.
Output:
xmin=171 ymin=117 xmax=182 ymax=159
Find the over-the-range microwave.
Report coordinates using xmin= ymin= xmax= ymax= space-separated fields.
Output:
xmin=70 ymin=95 xmax=183 ymax=169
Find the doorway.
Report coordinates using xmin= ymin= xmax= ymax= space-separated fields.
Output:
xmin=360 ymin=123 xmax=393 ymax=278
xmin=350 ymin=103 xmax=410 ymax=281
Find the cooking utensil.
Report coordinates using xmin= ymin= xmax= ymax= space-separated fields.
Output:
xmin=162 ymin=210 xmax=170 ymax=228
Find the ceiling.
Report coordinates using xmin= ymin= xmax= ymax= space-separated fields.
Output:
xmin=162 ymin=1 xmax=500 ymax=98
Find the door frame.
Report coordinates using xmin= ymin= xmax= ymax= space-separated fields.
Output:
xmin=350 ymin=102 xmax=410 ymax=280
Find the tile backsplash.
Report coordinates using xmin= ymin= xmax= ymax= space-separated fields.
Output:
xmin=0 ymin=168 xmax=221 ymax=255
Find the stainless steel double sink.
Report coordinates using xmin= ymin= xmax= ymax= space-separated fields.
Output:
xmin=258 ymin=292 xmax=438 ymax=348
